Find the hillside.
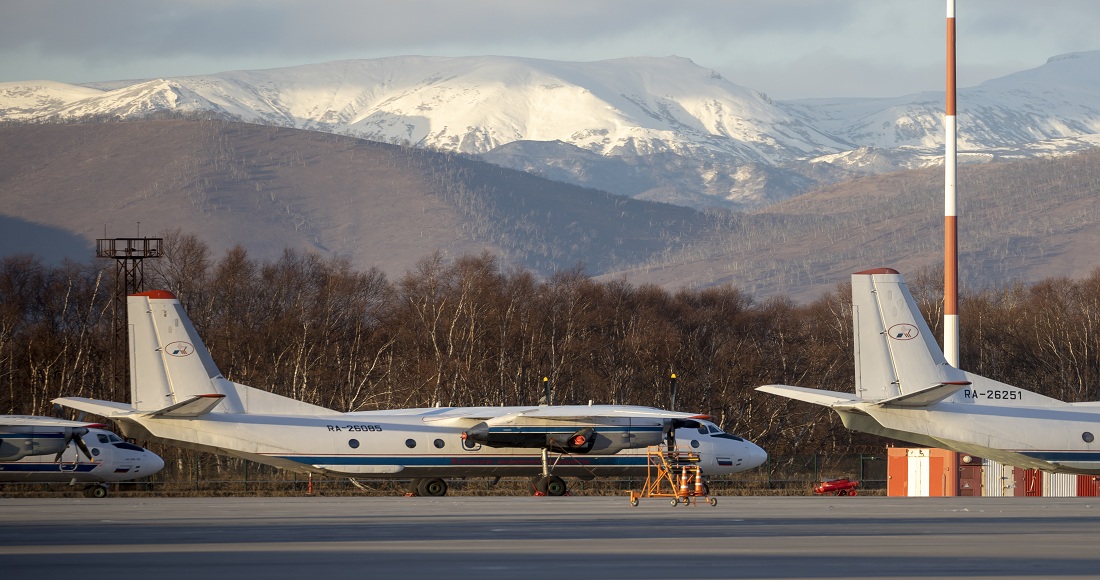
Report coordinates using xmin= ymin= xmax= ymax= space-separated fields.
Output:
xmin=0 ymin=119 xmax=706 ymax=278
xmin=603 ymin=148 xmax=1100 ymax=300
xmin=4 ymin=118 xmax=1100 ymax=301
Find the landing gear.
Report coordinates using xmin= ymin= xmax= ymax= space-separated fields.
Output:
xmin=83 ymin=484 xmax=108 ymax=498
xmin=531 ymin=447 xmax=569 ymax=496
xmin=533 ymin=475 xmax=568 ymax=496
xmin=412 ymin=477 xmax=448 ymax=497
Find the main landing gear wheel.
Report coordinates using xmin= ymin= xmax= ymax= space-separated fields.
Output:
xmin=533 ymin=475 xmax=568 ymax=496
xmin=83 ymin=485 xmax=108 ymax=498
xmin=415 ymin=478 xmax=448 ymax=497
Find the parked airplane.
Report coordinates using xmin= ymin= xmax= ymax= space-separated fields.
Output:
xmin=758 ymin=268 xmax=1100 ymax=475
xmin=0 ymin=416 xmax=164 ymax=497
xmin=55 ymin=290 xmax=766 ymax=496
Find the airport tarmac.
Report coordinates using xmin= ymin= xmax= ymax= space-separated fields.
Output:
xmin=2 ymin=495 xmax=1100 ymax=579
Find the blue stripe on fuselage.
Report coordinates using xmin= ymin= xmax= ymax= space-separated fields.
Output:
xmin=273 ymin=455 xmax=649 ymax=467
xmin=1017 ymin=450 xmax=1100 ymax=462
xmin=0 ymin=463 xmax=98 ymax=473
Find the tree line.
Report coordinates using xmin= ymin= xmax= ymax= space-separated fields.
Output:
xmin=4 ymin=231 xmax=1100 ymax=459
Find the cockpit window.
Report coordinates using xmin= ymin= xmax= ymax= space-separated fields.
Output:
xmin=108 ymin=434 xmax=123 ymax=442
xmin=697 ymin=426 xmax=708 ymax=435
xmin=96 ymin=433 xmax=110 ymax=444
xmin=708 ymin=425 xmax=722 ymax=434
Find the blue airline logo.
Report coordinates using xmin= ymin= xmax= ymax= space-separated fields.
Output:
xmin=165 ymin=341 xmax=195 ymax=357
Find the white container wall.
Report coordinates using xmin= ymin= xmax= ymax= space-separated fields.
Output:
xmin=982 ymin=459 xmax=1015 ymax=497
xmin=1043 ymin=471 xmax=1078 ymax=497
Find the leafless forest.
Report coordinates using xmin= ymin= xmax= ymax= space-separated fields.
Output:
xmin=5 ymin=231 xmax=1100 ymax=472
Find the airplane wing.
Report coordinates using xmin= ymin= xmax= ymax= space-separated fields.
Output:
xmin=422 ymin=405 xmax=709 ymax=425
xmin=517 ymin=405 xmax=710 ymax=420
xmin=756 ymin=385 xmax=863 ymax=408
xmin=0 ymin=415 xmax=106 ymax=429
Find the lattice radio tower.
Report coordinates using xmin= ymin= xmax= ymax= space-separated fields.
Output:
xmin=97 ymin=235 xmax=162 ymax=398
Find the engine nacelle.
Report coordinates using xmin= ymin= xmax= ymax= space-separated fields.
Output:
xmin=462 ymin=424 xmax=602 ymax=454
xmin=0 ymin=426 xmax=84 ymax=461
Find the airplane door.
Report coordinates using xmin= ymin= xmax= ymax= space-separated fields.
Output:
xmin=907 ymin=448 xmax=930 ymax=496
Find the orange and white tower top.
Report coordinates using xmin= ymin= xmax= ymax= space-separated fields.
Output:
xmin=944 ymin=0 xmax=959 ymax=367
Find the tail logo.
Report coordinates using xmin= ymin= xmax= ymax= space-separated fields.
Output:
xmin=888 ymin=324 xmax=919 ymax=341
xmin=165 ymin=341 xmax=195 ymax=357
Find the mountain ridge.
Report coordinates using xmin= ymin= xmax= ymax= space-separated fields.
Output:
xmin=5 ymin=52 xmax=1099 ymax=209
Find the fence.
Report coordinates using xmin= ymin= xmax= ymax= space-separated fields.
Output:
xmin=1 ymin=454 xmax=887 ymax=497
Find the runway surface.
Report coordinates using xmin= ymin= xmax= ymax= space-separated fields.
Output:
xmin=3 ymin=494 xmax=1100 ymax=579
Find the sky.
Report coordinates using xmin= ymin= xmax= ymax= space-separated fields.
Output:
xmin=2 ymin=0 xmax=1099 ymax=100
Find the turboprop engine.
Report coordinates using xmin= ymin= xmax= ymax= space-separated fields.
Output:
xmin=462 ymin=423 xmax=603 ymax=453
xmin=0 ymin=425 xmax=96 ymax=461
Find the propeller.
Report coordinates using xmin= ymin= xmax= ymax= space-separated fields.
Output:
xmin=54 ymin=427 xmax=95 ymax=462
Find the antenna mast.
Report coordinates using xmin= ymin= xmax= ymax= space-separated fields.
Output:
xmin=944 ymin=0 xmax=959 ymax=367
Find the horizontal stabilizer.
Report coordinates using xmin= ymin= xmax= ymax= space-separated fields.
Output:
xmin=875 ymin=381 xmax=971 ymax=408
xmin=150 ymin=394 xmax=226 ymax=418
xmin=756 ymin=385 xmax=863 ymax=408
xmin=53 ymin=397 xmax=138 ymax=418
xmin=0 ymin=415 xmax=106 ymax=429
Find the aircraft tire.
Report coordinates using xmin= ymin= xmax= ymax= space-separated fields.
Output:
xmin=544 ymin=475 xmax=567 ymax=496
xmin=85 ymin=485 xmax=108 ymax=499
xmin=417 ymin=477 xmax=447 ymax=497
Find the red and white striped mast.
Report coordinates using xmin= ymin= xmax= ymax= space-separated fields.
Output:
xmin=944 ymin=0 xmax=959 ymax=367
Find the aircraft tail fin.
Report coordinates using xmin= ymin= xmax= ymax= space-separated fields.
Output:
xmin=851 ymin=269 xmax=968 ymax=403
xmin=128 ymin=291 xmax=333 ymax=416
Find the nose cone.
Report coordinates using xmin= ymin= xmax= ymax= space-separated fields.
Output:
xmin=144 ymin=450 xmax=165 ymax=476
xmin=744 ymin=441 xmax=767 ymax=470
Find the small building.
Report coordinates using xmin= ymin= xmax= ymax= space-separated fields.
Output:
xmin=886 ymin=447 xmax=1099 ymax=497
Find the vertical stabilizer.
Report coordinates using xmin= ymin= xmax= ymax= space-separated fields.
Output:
xmin=128 ymin=291 xmax=245 ymax=413
xmin=852 ymin=269 xmax=966 ymax=401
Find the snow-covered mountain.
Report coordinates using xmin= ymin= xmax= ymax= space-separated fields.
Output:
xmin=783 ymin=51 xmax=1100 ymax=169
xmin=4 ymin=52 xmax=1100 ymax=209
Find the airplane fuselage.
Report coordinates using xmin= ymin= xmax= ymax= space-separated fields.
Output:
xmin=845 ymin=398 xmax=1100 ymax=474
xmin=0 ymin=428 xmax=164 ymax=484
xmin=112 ymin=408 xmax=762 ymax=479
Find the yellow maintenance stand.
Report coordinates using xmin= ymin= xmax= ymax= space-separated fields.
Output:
xmin=628 ymin=446 xmax=717 ymax=506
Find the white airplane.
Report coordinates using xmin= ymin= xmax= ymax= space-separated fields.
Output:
xmin=0 ymin=416 xmax=164 ymax=497
xmin=758 ymin=268 xmax=1100 ymax=475
xmin=55 ymin=290 xmax=766 ymax=496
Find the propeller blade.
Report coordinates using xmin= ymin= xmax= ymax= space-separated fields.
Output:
xmin=74 ymin=430 xmax=94 ymax=461
xmin=53 ymin=428 xmax=77 ymax=462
